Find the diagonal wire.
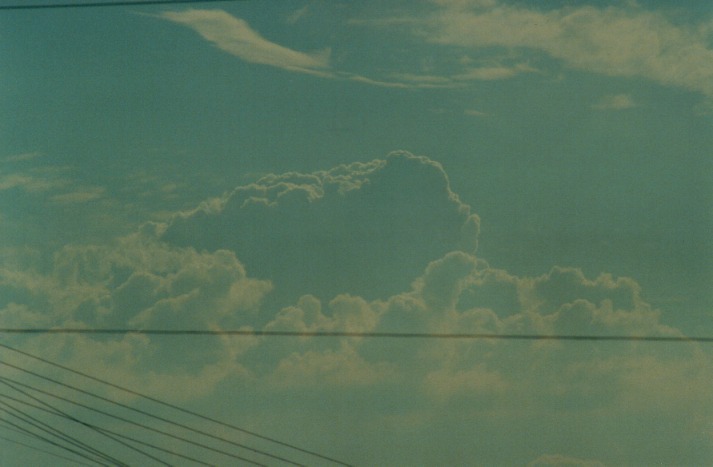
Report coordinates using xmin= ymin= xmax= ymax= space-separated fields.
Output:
xmin=0 ymin=399 xmax=124 ymax=466
xmin=0 ymin=416 xmax=111 ymax=467
xmin=0 ymin=341 xmax=350 ymax=465
xmin=0 ymin=377 xmax=177 ymax=467
xmin=0 ymin=432 xmax=97 ymax=467
xmin=0 ymin=357 xmax=302 ymax=466
xmin=0 ymin=390 xmax=224 ymax=467
xmin=0 ymin=376 xmax=268 ymax=466
xmin=0 ymin=379 xmax=176 ymax=467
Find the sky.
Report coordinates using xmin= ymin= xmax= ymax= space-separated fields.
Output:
xmin=0 ymin=0 xmax=712 ymax=465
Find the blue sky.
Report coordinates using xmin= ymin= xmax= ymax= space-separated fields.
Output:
xmin=1 ymin=0 xmax=712 ymax=465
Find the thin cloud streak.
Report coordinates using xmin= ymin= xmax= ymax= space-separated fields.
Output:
xmin=160 ymin=9 xmax=332 ymax=76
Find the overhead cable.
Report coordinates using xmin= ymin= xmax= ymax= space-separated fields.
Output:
xmin=0 ymin=341 xmax=353 ymax=466
xmin=0 ymin=328 xmax=709 ymax=342
xmin=0 ymin=376 xmax=272 ymax=466
xmin=0 ymin=0 xmax=243 ymax=10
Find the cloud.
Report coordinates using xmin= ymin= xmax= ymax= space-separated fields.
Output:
xmin=388 ymin=1 xmax=713 ymax=98
xmin=452 ymin=63 xmax=536 ymax=81
xmin=158 ymin=9 xmax=528 ymax=89
xmin=160 ymin=9 xmax=331 ymax=76
xmin=0 ymin=173 xmax=66 ymax=193
xmin=161 ymin=151 xmax=480 ymax=304
xmin=592 ymin=93 xmax=636 ymax=110
xmin=4 ymin=152 xmax=712 ymax=463
xmin=0 ymin=235 xmax=271 ymax=401
xmin=2 ymin=152 xmax=42 ymax=163
xmin=49 ymin=187 xmax=105 ymax=204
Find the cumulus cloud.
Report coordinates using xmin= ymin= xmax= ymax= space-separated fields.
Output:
xmin=0 ymin=234 xmax=270 ymax=400
xmin=160 ymin=9 xmax=331 ymax=76
xmin=161 ymin=151 xmax=480 ymax=304
xmin=3 ymin=151 xmax=712 ymax=463
xmin=246 ymin=249 xmax=712 ymax=464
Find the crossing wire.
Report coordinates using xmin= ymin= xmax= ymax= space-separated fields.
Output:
xmin=0 ymin=416 xmax=112 ymax=466
xmin=0 ymin=379 xmax=180 ymax=467
xmin=0 ymin=375 xmax=271 ymax=466
xmin=5 ymin=388 xmax=226 ymax=467
xmin=0 ymin=341 xmax=353 ymax=466
xmin=0 ymin=432 xmax=96 ymax=467
xmin=0 ymin=399 xmax=125 ymax=466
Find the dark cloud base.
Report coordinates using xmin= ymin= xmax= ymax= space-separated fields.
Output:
xmin=162 ymin=151 xmax=480 ymax=305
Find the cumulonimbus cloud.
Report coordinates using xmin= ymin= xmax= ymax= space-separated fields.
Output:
xmin=161 ymin=151 xmax=480 ymax=304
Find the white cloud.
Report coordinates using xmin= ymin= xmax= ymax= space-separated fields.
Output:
xmin=383 ymin=1 xmax=713 ymax=98
xmin=4 ymin=152 xmax=713 ymax=463
xmin=592 ymin=93 xmax=636 ymax=110
xmin=159 ymin=9 xmax=530 ymax=88
xmin=49 ymin=186 xmax=105 ymax=204
xmin=453 ymin=63 xmax=535 ymax=81
xmin=0 ymin=235 xmax=271 ymax=401
xmin=0 ymin=173 xmax=66 ymax=193
xmin=2 ymin=151 xmax=42 ymax=163
xmin=160 ymin=9 xmax=331 ymax=76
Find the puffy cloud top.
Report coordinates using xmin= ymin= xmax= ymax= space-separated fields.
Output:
xmin=162 ymin=151 xmax=480 ymax=303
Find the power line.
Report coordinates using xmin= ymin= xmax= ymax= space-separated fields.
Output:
xmin=0 ymin=415 xmax=112 ymax=466
xmin=0 ymin=399 xmax=125 ymax=466
xmin=0 ymin=379 xmax=178 ymax=467
xmin=0 ymin=343 xmax=350 ymax=467
xmin=0 ymin=390 xmax=219 ymax=467
xmin=0 ymin=328 xmax=710 ymax=342
xmin=0 ymin=0 xmax=244 ymax=10
xmin=0 ymin=375 xmax=273 ymax=466
xmin=0 ymin=433 xmax=96 ymax=467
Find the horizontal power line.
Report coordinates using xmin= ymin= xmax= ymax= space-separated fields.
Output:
xmin=0 ymin=0 xmax=243 ymax=10
xmin=1 ymin=328 xmax=711 ymax=342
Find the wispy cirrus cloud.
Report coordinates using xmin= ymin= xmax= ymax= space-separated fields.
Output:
xmin=2 ymin=152 xmax=42 ymax=163
xmin=49 ymin=186 xmax=105 ymax=204
xmin=158 ymin=9 xmax=520 ymax=89
xmin=419 ymin=1 xmax=713 ymax=99
xmin=160 ymin=9 xmax=332 ymax=76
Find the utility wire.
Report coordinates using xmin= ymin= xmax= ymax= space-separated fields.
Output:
xmin=0 ymin=328 xmax=710 ymax=342
xmin=0 ymin=415 xmax=111 ymax=467
xmin=0 ymin=357 xmax=304 ymax=466
xmin=0 ymin=379 xmax=177 ymax=467
xmin=0 ymin=399 xmax=124 ymax=466
xmin=0 ymin=0 xmax=244 ymax=10
xmin=0 ymin=376 xmax=271 ymax=467
xmin=0 ymin=432 xmax=96 ymax=467
xmin=0 ymin=390 xmax=219 ymax=467
xmin=0 ymin=341 xmax=352 ymax=466
xmin=0 ymin=361 xmax=295 ymax=465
